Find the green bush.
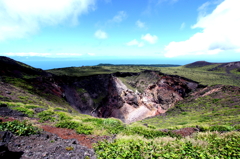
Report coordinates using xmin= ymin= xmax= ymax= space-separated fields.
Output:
xmin=55 ymin=120 xmax=80 ymax=129
xmin=234 ymin=124 xmax=240 ymax=130
xmin=95 ymin=132 xmax=240 ymax=158
xmin=25 ymin=105 xmax=40 ymax=109
xmin=209 ymin=125 xmax=234 ymax=131
xmin=55 ymin=120 xmax=94 ymax=135
xmin=102 ymin=118 xmax=125 ymax=134
xmin=76 ymin=124 xmax=94 ymax=135
xmin=0 ymin=120 xmax=39 ymax=136
xmin=13 ymin=107 xmax=34 ymax=117
xmin=56 ymin=112 xmax=72 ymax=121
xmin=123 ymin=126 xmax=180 ymax=139
xmin=54 ymin=107 xmax=67 ymax=111
xmin=37 ymin=110 xmax=55 ymax=122
xmin=82 ymin=118 xmax=104 ymax=125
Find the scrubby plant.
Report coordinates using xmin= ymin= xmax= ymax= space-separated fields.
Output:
xmin=56 ymin=112 xmax=72 ymax=121
xmin=65 ymin=146 xmax=74 ymax=151
xmin=37 ymin=110 xmax=55 ymax=122
xmin=122 ymin=126 xmax=180 ymax=139
xmin=12 ymin=107 xmax=34 ymax=117
xmin=76 ymin=124 xmax=94 ymax=135
xmin=55 ymin=120 xmax=80 ymax=129
xmin=209 ymin=125 xmax=234 ymax=131
xmin=94 ymin=131 xmax=240 ymax=158
xmin=82 ymin=117 xmax=104 ymax=125
xmin=0 ymin=120 xmax=39 ymax=136
xmin=54 ymin=107 xmax=67 ymax=111
xmin=25 ymin=105 xmax=40 ymax=109
xmin=102 ymin=118 xmax=125 ymax=134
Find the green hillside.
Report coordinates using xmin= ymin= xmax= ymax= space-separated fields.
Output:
xmin=1 ymin=57 xmax=240 ymax=158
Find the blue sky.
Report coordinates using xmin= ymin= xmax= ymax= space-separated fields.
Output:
xmin=0 ymin=0 xmax=240 ymax=69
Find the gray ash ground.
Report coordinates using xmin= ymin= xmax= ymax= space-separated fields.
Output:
xmin=4 ymin=131 xmax=96 ymax=159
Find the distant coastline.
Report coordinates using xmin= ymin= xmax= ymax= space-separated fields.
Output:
xmin=97 ymin=63 xmax=181 ymax=67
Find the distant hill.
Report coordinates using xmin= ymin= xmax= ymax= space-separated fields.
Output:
xmin=184 ymin=61 xmax=218 ymax=68
xmin=0 ymin=56 xmax=47 ymax=77
xmin=208 ymin=61 xmax=240 ymax=72
xmin=184 ymin=60 xmax=240 ymax=73
xmin=97 ymin=63 xmax=181 ymax=67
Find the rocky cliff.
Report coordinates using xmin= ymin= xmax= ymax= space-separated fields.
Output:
xmin=0 ymin=56 xmax=203 ymax=123
xmin=53 ymin=71 xmax=202 ymax=123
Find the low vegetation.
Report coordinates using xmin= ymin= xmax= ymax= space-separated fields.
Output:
xmin=139 ymin=87 xmax=240 ymax=130
xmin=48 ymin=64 xmax=240 ymax=87
xmin=94 ymin=131 xmax=240 ymax=158
xmin=0 ymin=120 xmax=39 ymax=136
xmin=1 ymin=58 xmax=240 ymax=158
xmin=1 ymin=97 xmax=239 ymax=158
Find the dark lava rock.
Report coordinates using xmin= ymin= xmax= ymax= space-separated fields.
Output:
xmin=0 ymin=104 xmax=26 ymax=117
xmin=0 ymin=131 xmax=24 ymax=159
xmin=5 ymin=131 xmax=96 ymax=159
xmin=33 ymin=108 xmax=46 ymax=113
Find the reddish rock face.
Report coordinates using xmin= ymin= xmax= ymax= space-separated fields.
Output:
xmin=96 ymin=72 xmax=201 ymax=123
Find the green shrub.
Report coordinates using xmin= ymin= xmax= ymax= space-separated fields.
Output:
xmin=209 ymin=125 xmax=234 ymax=131
xmin=95 ymin=132 xmax=240 ymax=158
xmin=123 ymin=126 xmax=180 ymax=139
xmin=147 ymin=125 xmax=156 ymax=129
xmin=55 ymin=120 xmax=80 ymax=129
xmin=178 ymin=121 xmax=188 ymax=125
xmin=102 ymin=118 xmax=125 ymax=134
xmin=181 ymin=112 xmax=188 ymax=115
xmin=212 ymin=98 xmax=221 ymax=103
xmin=25 ymin=105 xmax=40 ymax=109
xmin=76 ymin=124 xmax=94 ymax=135
xmin=198 ymin=116 xmax=211 ymax=122
xmin=0 ymin=120 xmax=39 ymax=136
xmin=7 ymin=102 xmax=25 ymax=108
xmin=234 ymin=124 xmax=240 ymax=130
xmin=54 ymin=107 xmax=67 ymax=111
xmin=13 ymin=107 xmax=34 ymax=117
xmin=37 ymin=110 xmax=55 ymax=122
xmin=56 ymin=112 xmax=72 ymax=121
xmin=82 ymin=118 xmax=104 ymax=126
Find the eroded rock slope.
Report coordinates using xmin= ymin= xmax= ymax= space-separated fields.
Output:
xmin=55 ymin=71 xmax=202 ymax=123
xmin=0 ymin=56 xmax=203 ymax=123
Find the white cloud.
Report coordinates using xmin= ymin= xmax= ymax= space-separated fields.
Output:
xmin=111 ymin=11 xmax=127 ymax=23
xmin=164 ymin=0 xmax=240 ymax=58
xmin=126 ymin=39 xmax=144 ymax=47
xmin=180 ymin=22 xmax=185 ymax=30
xmin=94 ymin=30 xmax=108 ymax=39
xmin=141 ymin=33 xmax=158 ymax=44
xmin=136 ymin=20 xmax=145 ymax=28
xmin=0 ymin=0 xmax=96 ymax=41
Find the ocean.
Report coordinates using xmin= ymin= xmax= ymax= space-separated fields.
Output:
xmin=20 ymin=58 xmax=188 ymax=70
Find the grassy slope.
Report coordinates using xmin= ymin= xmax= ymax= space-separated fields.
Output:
xmin=159 ymin=65 xmax=240 ymax=86
xmin=47 ymin=64 xmax=240 ymax=130
xmin=48 ymin=64 xmax=240 ymax=87
xmin=0 ymin=76 xmax=76 ymax=113
xmin=137 ymin=85 xmax=240 ymax=130
xmin=2 ymin=61 xmax=240 ymax=158
xmin=47 ymin=65 xmax=159 ymax=76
